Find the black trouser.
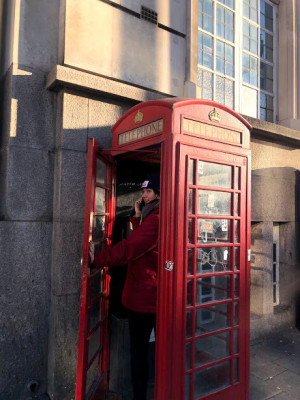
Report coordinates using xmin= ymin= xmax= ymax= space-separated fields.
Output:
xmin=128 ymin=310 xmax=156 ymax=400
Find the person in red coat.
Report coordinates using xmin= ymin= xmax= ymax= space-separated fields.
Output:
xmin=89 ymin=176 xmax=160 ymax=400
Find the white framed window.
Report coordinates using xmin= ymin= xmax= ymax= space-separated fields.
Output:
xmin=272 ymin=223 xmax=279 ymax=306
xmin=196 ymin=0 xmax=277 ymax=122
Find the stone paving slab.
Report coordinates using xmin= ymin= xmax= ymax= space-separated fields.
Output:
xmin=250 ymin=355 xmax=287 ymax=381
xmin=273 ymin=354 xmax=300 ymax=374
xmin=267 ymin=369 xmax=300 ymax=398
xmin=267 ymin=391 xmax=297 ymax=400
xmin=249 ymin=374 xmax=283 ymax=400
xmin=250 ymin=327 xmax=300 ymax=400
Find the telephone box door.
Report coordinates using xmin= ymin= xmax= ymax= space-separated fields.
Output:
xmin=165 ymin=143 xmax=250 ymax=400
xmin=76 ymin=138 xmax=116 ymax=400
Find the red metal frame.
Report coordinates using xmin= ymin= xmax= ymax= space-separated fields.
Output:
xmin=76 ymin=138 xmax=116 ymax=400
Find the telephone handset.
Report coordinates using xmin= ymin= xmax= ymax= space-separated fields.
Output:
xmin=139 ymin=200 xmax=145 ymax=210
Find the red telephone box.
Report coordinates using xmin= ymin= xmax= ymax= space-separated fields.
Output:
xmin=76 ymin=98 xmax=251 ymax=400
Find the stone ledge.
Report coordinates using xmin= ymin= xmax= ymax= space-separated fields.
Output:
xmin=244 ymin=115 xmax=300 ymax=147
xmin=46 ymin=64 xmax=168 ymax=103
xmin=46 ymin=65 xmax=300 ymax=147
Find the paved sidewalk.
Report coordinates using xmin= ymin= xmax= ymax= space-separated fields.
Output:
xmin=250 ymin=326 xmax=300 ymax=400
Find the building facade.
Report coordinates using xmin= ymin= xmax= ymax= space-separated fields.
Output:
xmin=0 ymin=0 xmax=299 ymax=399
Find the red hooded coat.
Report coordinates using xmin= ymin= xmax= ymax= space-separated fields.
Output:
xmin=93 ymin=208 xmax=159 ymax=313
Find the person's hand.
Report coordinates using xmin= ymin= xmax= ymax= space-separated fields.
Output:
xmin=89 ymin=240 xmax=95 ymax=264
xmin=134 ymin=196 xmax=143 ymax=218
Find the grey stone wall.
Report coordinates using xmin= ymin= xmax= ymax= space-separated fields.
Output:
xmin=250 ymin=137 xmax=300 ymax=339
xmin=0 ymin=1 xmax=60 ymax=399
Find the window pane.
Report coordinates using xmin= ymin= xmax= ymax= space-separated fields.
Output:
xmin=189 ymin=189 xmax=196 ymax=214
xmin=198 ymin=190 xmax=231 ymax=215
xmin=195 ymin=303 xmax=232 ymax=334
xmin=194 ymin=332 xmax=231 ymax=367
xmin=187 ymin=279 xmax=194 ymax=306
xmin=234 ymin=302 xmax=239 ymax=325
xmin=90 ymin=299 xmax=101 ymax=330
xmin=185 ymin=374 xmax=191 ymax=400
xmin=197 ymin=247 xmax=231 ymax=274
xmin=234 ymin=193 xmax=240 ymax=216
xmin=86 ymin=352 xmax=100 ymax=395
xmin=234 ymin=274 xmax=240 ymax=298
xmin=235 ymin=167 xmax=240 ymax=189
xmin=188 ymin=218 xmax=195 ymax=244
xmin=198 ymin=219 xmax=231 ymax=244
xmin=234 ymin=329 xmax=239 ymax=353
xmin=198 ymin=32 xmax=213 ymax=69
xmin=234 ymin=358 xmax=239 ymax=383
xmin=235 ymin=220 xmax=240 ymax=243
xmin=186 ymin=310 xmax=193 ymax=338
xmin=96 ymin=159 xmax=106 ymax=185
xmin=189 ymin=159 xmax=196 ymax=185
xmin=234 ymin=247 xmax=240 ymax=270
xmin=88 ymin=326 xmax=101 ymax=363
xmin=199 ymin=0 xmax=213 ymax=33
xmin=186 ymin=342 xmax=192 ymax=370
xmin=196 ymin=275 xmax=232 ymax=304
xmin=95 ymin=187 xmax=106 ymax=213
xmin=198 ymin=161 xmax=232 ymax=188
xmin=93 ymin=215 xmax=105 ymax=249
xmin=194 ymin=360 xmax=231 ymax=398
xmin=188 ymin=248 xmax=194 ymax=276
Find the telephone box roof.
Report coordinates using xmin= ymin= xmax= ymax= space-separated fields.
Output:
xmin=112 ymin=97 xmax=252 ymax=132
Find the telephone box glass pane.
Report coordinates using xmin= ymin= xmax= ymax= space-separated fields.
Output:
xmin=234 ymin=274 xmax=240 ymax=298
xmin=187 ymin=279 xmax=194 ymax=306
xmin=235 ymin=166 xmax=240 ymax=189
xmin=197 ymin=219 xmax=230 ymax=243
xmin=185 ymin=374 xmax=191 ymax=400
xmin=235 ymin=220 xmax=240 ymax=243
xmin=93 ymin=215 xmax=105 ymax=248
xmin=195 ymin=303 xmax=232 ymax=334
xmin=88 ymin=326 xmax=101 ymax=363
xmin=197 ymin=190 xmax=231 ymax=215
xmin=196 ymin=275 xmax=232 ymax=304
xmin=95 ymin=187 xmax=106 ymax=213
xmin=96 ymin=159 xmax=106 ymax=185
xmin=198 ymin=161 xmax=232 ymax=188
xmin=189 ymin=189 xmax=196 ymax=214
xmin=91 ymin=271 xmax=101 ymax=300
xmin=234 ymin=302 xmax=239 ymax=325
xmin=234 ymin=329 xmax=239 ymax=353
xmin=194 ymin=360 xmax=231 ymax=398
xmin=234 ymin=193 xmax=240 ymax=216
xmin=194 ymin=331 xmax=231 ymax=367
xmin=189 ymin=159 xmax=196 ymax=185
xmin=186 ymin=342 xmax=192 ymax=370
xmin=86 ymin=354 xmax=100 ymax=395
xmin=234 ymin=358 xmax=239 ymax=383
xmin=186 ymin=310 xmax=193 ymax=338
xmin=188 ymin=248 xmax=194 ymax=275
xmin=90 ymin=300 xmax=101 ymax=330
xmin=188 ymin=218 xmax=195 ymax=244
xmin=234 ymin=247 xmax=240 ymax=270
xmin=197 ymin=247 xmax=230 ymax=274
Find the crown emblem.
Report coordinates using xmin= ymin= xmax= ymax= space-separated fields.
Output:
xmin=209 ymin=108 xmax=221 ymax=123
xmin=134 ymin=110 xmax=144 ymax=124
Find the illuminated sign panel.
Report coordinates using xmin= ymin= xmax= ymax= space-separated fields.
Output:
xmin=118 ymin=119 xmax=163 ymax=145
xmin=183 ymin=118 xmax=242 ymax=145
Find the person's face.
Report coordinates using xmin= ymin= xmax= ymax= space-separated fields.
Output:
xmin=142 ymin=188 xmax=157 ymax=204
